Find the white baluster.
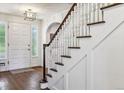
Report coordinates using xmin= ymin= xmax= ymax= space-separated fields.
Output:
xmin=77 ymin=3 xmax=80 ymax=36
xmin=59 ymin=32 xmax=61 ymax=61
xmin=90 ymin=3 xmax=94 ymax=23
xmin=61 ymin=25 xmax=64 ymax=55
xmin=66 ymin=16 xmax=70 ymax=55
xmin=57 ymin=32 xmax=59 ymax=62
xmin=94 ymin=3 xmax=97 ymax=22
xmin=74 ymin=6 xmax=77 ymax=47
xmin=63 ymin=23 xmax=66 ymax=55
xmin=68 ymin=15 xmax=71 ymax=48
xmin=51 ymin=43 xmax=53 ymax=68
xmin=88 ymin=3 xmax=92 ymax=24
xmin=68 ymin=15 xmax=71 ymax=55
xmin=64 ymin=20 xmax=67 ymax=55
xmin=55 ymin=34 xmax=58 ymax=62
xmin=71 ymin=10 xmax=75 ymax=46
xmin=79 ymin=3 xmax=83 ymax=36
xmin=99 ymin=3 xmax=104 ymax=21
xmin=70 ymin=11 xmax=73 ymax=47
xmin=97 ymin=3 xmax=100 ymax=22
xmin=59 ymin=29 xmax=62 ymax=60
xmin=84 ymin=3 xmax=88 ymax=36
xmin=76 ymin=3 xmax=80 ymax=46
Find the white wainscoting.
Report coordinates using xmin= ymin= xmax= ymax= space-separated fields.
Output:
xmin=50 ymin=56 xmax=87 ymax=90
xmin=92 ymin=20 xmax=124 ymax=90
xmin=53 ymin=76 xmax=65 ymax=90
xmin=67 ymin=56 xmax=87 ymax=90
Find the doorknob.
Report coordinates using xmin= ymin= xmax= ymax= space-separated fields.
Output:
xmin=28 ymin=49 xmax=31 ymax=51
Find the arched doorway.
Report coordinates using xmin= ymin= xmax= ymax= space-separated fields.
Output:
xmin=46 ymin=22 xmax=60 ymax=43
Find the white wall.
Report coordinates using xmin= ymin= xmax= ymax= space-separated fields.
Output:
xmin=0 ymin=13 xmax=42 ymax=71
xmin=46 ymin=23 xmax=60 ymax=43
xmin=41 ymin=10 xmax=69 ymax=44
xmin=92 ymin=23 xmax=124 ymax=89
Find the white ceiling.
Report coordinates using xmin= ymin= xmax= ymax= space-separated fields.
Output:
xmin=0 ymin=3 xmax=72 ymax=19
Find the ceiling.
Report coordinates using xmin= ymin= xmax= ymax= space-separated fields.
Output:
xmin=0 ymin=3 xmax=72 ymax=19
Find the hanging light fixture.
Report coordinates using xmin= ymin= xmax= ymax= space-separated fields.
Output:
xmin=24 ymin=9 xmax=36 ymax=21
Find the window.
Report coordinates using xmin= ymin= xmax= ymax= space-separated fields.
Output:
xmin=31 ymin=25 xmax=38 ymax=57
xmin=0 ymin=22 xmax=7 ymax=59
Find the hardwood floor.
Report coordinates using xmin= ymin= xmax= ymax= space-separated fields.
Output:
xmin=0 ymin=67 xmax=45 ymax=90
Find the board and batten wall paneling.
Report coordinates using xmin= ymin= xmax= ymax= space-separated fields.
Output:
xmin=92 ymin=21 xmax=124 ymax=89
xmin=67 ymin=56 xmax=87 ymax=90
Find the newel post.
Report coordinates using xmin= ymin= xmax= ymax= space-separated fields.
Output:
xmin=40 ymin=44 xmax=48 ymax=89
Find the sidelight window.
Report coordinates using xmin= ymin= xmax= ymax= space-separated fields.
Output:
xmin=31 ymin=25 xmax=38 ymax=57
xmin=0 ymin=22 xmax=7 ymax=59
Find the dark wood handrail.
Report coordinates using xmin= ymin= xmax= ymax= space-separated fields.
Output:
xmin=47 ymin=3 xmax=77 ymax=46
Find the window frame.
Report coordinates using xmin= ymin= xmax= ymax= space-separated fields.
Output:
xmin=31 ymin=24 xmax=39 ymax=57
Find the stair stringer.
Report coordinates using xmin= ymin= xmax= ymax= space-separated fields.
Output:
xmin=47 ymin=4 xmax=124 ymax=89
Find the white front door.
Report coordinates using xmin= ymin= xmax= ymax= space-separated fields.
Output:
xmin=8 ymin=22 xmax=31 ymax=70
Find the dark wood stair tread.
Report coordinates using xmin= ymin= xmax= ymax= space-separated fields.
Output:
xmin=61 ymin=55 xmax=71 ymax=58
xmin=87 ymin=21 xmax=105 ymax=26
xmin=100 ymin=3 xmax=122 ymax=10
xmin=68 ymin=47 xmax=80 ymax=49
xmin=55 ymin=62 xmax=64 ymax=66
xmin=50 ymin=68 xmax=58 ymax=72
xmin=46 ymin=73 xmax=52 ymax=78
xmin=41 ymin=87 xmax=50 ymax=90
xmin=77 ymin=35 xmax=92 ymax=38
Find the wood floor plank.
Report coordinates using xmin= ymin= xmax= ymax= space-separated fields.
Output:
xmin=0 ymin=67 xmax=44 ymax=90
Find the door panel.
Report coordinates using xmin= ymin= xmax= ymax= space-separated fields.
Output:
xmin=8 ymin=23 xmax=31 ymax=70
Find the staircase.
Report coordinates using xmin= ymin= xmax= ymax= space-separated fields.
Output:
xmin=43 ymin=3 xmax=123 ymax=90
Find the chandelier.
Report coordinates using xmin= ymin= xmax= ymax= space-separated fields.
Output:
xmin=24 ymin=9 xmax=36 ymax=21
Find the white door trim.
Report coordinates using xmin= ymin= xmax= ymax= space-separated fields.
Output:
xmin=8 ymin=22 xmax=31 ymax=70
